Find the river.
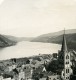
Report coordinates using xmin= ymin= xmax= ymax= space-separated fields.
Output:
xmin=0 ymin=41 xmax=61 ymax=60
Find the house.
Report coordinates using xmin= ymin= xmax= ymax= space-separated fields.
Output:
xmin=24 ymin=67 xmax=33 ymax=80
xmin=19 ymin=69 xmax=25 ymax=80
xmin=12 ymin=68 xmax=19 ymax=80
xmin=33 ymin=65 xmax=46 ymax=75
xmin=46 ymin=75 xmax=60 ymax=80
xmin=8 ymin=65 xmax=17 ymax=72
xmin=33 ymin=71 xmax=60 ymax=80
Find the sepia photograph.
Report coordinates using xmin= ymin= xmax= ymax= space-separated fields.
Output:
xmin=0 ymin=0 xmax=76 ymax=80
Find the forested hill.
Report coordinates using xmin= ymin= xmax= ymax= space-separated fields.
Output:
xmin=0 ymin=34 xmax=17 ymax=47
xmin=0 ymin=34 xmax=34 ymax=47
xmin=31 ymin=29 xmax=76 ymax=50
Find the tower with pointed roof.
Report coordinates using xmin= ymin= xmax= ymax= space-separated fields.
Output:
xmin=58 ymin=30 xmax=72 ymax=80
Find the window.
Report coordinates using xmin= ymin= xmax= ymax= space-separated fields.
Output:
xmin=66 ymin=69 xmax=69 ymax=73
xmin=66 ymin=62 xmax=69 ymax=64
xmin=66 ymin=55 xmax=69 ymax=59
xmin=68 ymin=69 xmax=69 ymax=73
xmin=66 ymin=69 xmax=68 ymax=73
xmin=66 ymin=77 xmax=69 ymax=79
xmin=66 ymin=62 xmax=67 ymax=64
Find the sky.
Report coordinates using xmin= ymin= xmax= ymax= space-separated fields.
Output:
xmin=0 ymin=0 xmax=76 ymax=37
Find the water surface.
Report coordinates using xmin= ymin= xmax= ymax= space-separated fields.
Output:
xmin=0 ymin=41 xmax=61 ymax=60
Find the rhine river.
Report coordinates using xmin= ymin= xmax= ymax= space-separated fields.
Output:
xmin=0 ymin=41 xmax=61 ymax=60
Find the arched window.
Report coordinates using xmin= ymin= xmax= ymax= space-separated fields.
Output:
xmin=68 ymin=62 xmax=69 ymax=64
xmin=66 ymin=62 xmax=67 ymax=64
xmin=66 ymin=55 xmax=69 ymax=59
xmin=66 ymin=62 xmax=69 ymax=64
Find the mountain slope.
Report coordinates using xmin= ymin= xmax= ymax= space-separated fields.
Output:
xmin=39 ymin=29 xmax=76 ymax=37
xmin=31 ymin=29 xmax=76 ymax=50
xmin=0 ymin=34 xmax=17 ymax=47
xmin=4 ymin=35 xmax=34 ymax=42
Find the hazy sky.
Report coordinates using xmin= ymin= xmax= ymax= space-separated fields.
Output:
xmin=0 ymin=0 xmax=76 ymax=37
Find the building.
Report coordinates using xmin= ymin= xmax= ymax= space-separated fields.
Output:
xmin=58 ymin=30 xmax=73 ymax=80
xmin=19 ymin=69 xmax=25 ymax=80
xmin=8 ymin=65 xmax=17 ymax=72
xmin=32 ymin=30 xmax=73 ymax=80
xmin=46 ymin=75 xmax=60 ymax=80
xmin=24 ymin=67 xmax=33 ymax=80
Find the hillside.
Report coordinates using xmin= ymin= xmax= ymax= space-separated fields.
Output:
xmin=4 ymin=35 xmax=34 ymax=42
xmin=0 ymin=34 xmax=17 ymax=47
xmin=31 ymin=29 xmax=76 ymax=50
xmin=0 ymin=34 xmax=34 ymax=47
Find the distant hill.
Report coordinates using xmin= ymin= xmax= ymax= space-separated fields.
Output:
xmin=0 ymin=34 xmax=17 ymax=47
xmin=4 ymin=35 xmax=34 ymax=42
xmin=0 ymin=34 xmax=34 ymax=47
xmin=31 ymin=29 xmax=76 ymax=50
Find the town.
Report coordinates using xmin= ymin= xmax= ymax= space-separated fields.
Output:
xmin=0 ymin=31 xmax=76 ymax=80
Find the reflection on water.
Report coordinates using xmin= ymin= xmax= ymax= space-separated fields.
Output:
xmin=0 ymin=41 xmax=61 ymax=60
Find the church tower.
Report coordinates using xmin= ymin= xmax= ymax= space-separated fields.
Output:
xmin=58 ymin=30 xmax=72 ymax=80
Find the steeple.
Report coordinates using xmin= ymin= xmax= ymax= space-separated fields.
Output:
xmin=59 ymin=29 xmax=73 ymax=80
xmin=61 ymin=29 xmax=68 ymax=52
